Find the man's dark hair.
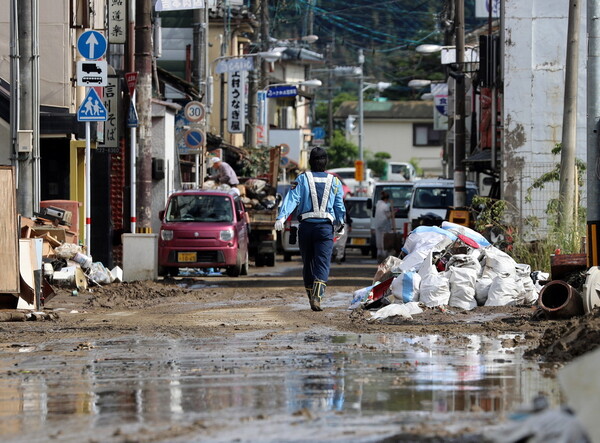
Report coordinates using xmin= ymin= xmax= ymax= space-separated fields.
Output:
xmin=380 ymin=191 xmax=389 ymax=200
xmin=309 ymin=147 xmax=328 ymax=172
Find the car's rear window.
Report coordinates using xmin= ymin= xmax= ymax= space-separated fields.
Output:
xmin=336 ymin=171 xmax=355 ymax=180
xmin=413 ymin=187 xmax=477 ymax=208
xmin=165 ymin=195 xmax=233 ymax=222
xmin=373 ymin=185 xmax=413 ymax=209
xmin=346 ymin=200 xmax=369 ymax=219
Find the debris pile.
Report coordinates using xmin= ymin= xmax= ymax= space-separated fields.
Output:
xmin=352 ymin=222 xmax=548 ymax=319
xmin=19 ymin=207 xmax=122 ymax=308
xmin=202 ymin=178 xmax=279 ymax=211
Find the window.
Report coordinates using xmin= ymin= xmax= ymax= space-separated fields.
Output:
xmin=413 ymin=123 xmax=444 ymax=146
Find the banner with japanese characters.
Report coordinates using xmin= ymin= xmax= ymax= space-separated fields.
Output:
xmin=227 ymin=71 xmax=246 ymax=134
xmin=431 ymin=82 xmax=448 ymax=131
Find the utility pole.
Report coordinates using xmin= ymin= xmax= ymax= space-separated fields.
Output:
xmin=247 ymin=0 xmax=260 ymax=149
xmin=135 ymin=0 xmax=153 ymax=232
xmin=587 ymin=0 xmax=600 ymax=266
xmin=16 ymin=0 xmax=34 ymax=217
xmin=558 ymin=0 xmax=580 ymax=233
xmin=453 ymin=0 xmax=466 ymax=208
xmin=326 ymin=43 xmax=334 ymax=146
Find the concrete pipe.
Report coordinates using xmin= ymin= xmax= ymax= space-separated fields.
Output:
xmin=538 ymin=280 xmax=584 ymax=319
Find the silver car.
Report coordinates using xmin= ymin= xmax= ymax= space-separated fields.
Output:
xmin=344 ymin=197 xmax=372 ymax=256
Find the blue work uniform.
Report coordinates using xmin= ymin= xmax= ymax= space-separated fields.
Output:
xmin=278 ymin=172 xmax=346 ymax=288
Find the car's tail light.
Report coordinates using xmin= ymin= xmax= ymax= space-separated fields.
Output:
xmin=161 ymin=229 xmax=173 ymax=241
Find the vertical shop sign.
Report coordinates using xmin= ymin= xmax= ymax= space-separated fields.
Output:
xmin=227 ymin=71 xmax=246 ymax=134
xmin=256 ymin=90 xmax=267 ymax=146
xmin=99 ymin=75 xmax=120 ymax=153
xmin=108 ymin=0 xmax=127 ymax=44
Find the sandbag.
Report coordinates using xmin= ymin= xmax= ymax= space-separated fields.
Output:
xmin=391 ymin=271 xmax=421 ymax=303
xmin=418 ymin=251 xmax=450 ymax=307
xmin=447 ymin=266 xmax=478 ymax=310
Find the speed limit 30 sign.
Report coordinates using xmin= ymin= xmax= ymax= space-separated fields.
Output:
xmin=184 ymin=101 xmax=205 ymax=122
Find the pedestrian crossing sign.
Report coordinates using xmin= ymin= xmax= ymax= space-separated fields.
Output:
xmin=77 ymin=88 xmax=107 ymax=122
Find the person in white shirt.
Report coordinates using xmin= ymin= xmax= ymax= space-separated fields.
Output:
xmin=374 ymin=191 xmax=392 ymax=262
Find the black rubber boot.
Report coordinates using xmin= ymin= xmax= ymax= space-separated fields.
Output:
xmin=310 ymin=280 xmax=325 ymax=311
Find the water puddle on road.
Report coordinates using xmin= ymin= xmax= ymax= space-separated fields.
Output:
xmin=0 ymin=332 xmax=561 ymax=442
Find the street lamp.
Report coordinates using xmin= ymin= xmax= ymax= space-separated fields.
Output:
xmin=357 ymin=49 xmax=391 ymax=196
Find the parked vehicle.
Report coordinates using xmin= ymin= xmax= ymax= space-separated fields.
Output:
xmin=370 ymin=182 xmax=415 ymax=258
xmin=407 ymin=178 xmax=479 ymax=229
xmin=384 ymin=162 xmax=417 ymax=182
xmin=242 ymin=147 xmax=281 ymax=267
xmin=344 ymin=196 xmax=371 ymax=255
xmin=327 ymin=167 xmax=376 ymax=197
xmin=158 ymin=189 xmax=249 ymax=277
xmin=327 ymin=171 xmax=354 ymax=199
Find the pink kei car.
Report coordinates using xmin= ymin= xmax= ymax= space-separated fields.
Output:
xmin=158 ymin=189 xmax=249 ymax=277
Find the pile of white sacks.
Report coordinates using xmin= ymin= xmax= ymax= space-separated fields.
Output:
xmin=351 ymin=221 xmax=547 ymax=317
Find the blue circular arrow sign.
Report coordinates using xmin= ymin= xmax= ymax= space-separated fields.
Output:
xmin=184 ymin=129 xmax=205 ymax=149
xmin=77 ymin=30 xmax=107 ymax=60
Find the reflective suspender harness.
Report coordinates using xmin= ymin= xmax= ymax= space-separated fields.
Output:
xmin=298 ymin=172 xmax=335 ymax=222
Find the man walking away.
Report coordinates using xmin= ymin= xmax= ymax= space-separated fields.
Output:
xmin=274 ymin=147 xmax=346 ymax=311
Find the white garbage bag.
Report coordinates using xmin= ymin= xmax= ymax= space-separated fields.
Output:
xmin=447 ymin=266 xmax=478 ymax=310
xmin=391 ymin=271 xmax=421 ymax=303
xmin=485 ymin=274 xmax=524 ymax=306
xmin=418 ymin=251 xmax=450 ymax=307
xmin=402 ymin=226 xmax=457 ymax=256
xmin=516 ymin=263 xmax=539 ymax=305
xmin=481 ymin=245 xmax=518 ymax=279
xmin=370 ymin=302 xmax=423 ymax=320
xmin=475 ymin=276 xmax=493 ymax=306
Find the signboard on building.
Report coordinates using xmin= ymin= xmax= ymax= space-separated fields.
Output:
xmin=227 ymin=71 xmax=246 ymax=134
xmin=266 ymin=86 xmax=297 ymax=98
xmin=98 ymin=75 xmax=120 ymax=153
xmin=216 ymin=57 xmax=254 ymax=74
xmin=108 ymin=0 xmax=127 ymax=44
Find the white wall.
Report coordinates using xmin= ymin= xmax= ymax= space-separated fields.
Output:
xmin=503 ymin=0 xmax=587 ymax=235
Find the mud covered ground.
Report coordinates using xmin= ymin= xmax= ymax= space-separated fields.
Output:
xmin=1 ymin=254 xmax=599 ymax=442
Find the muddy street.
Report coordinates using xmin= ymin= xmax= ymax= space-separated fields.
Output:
xmin=0 ymin=250 xmax=592 ymax=442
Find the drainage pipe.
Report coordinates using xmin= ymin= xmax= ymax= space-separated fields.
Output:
xmin=538 ymin=280 xmax=584 ymax=319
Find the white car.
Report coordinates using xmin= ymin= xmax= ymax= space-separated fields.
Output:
xmin=327 ymin=167 xmax=376 ymax=197
xmin=408 ymin=178 xmax=479 ymax=229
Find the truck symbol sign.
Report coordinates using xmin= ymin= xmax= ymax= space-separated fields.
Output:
xmin=82 ymin=63 xmax=102 ymax=74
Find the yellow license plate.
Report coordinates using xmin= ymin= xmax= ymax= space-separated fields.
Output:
xmin=178 ymin=252 xmax=197 ymax=262
xmin=351 ymin=238 xmax=367 ymax=245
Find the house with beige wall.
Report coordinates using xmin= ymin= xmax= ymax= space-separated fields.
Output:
xmin=334 ymin=100 xmax=444 ymax=178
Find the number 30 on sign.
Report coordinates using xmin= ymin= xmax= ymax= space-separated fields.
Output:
xmin=184 ymin=101 xmax=205 ymax=122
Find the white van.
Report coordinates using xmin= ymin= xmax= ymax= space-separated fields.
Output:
xmin=327 ymin=167 xmax=376 ymax=197
xmin=408 ymin=178 xmax=478 ymax=228
xmin=386 ymin=162 xmax=417 ymax=182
